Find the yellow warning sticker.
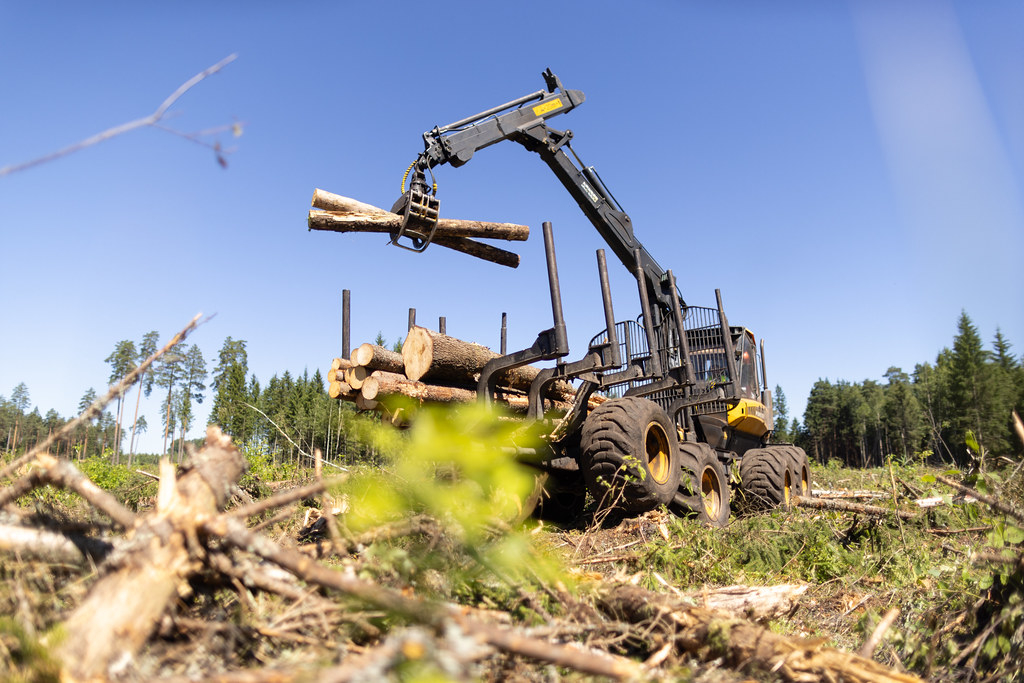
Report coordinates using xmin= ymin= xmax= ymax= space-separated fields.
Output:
xmin=532 ymin=98 xmax=563 ymax=117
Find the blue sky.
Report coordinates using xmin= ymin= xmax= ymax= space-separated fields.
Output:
xmin=1 ymin=1 xmax=1021 ymax=454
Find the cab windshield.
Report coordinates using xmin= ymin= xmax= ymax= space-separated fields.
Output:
xmin=736 ymin=332 xmax=759 ymax=400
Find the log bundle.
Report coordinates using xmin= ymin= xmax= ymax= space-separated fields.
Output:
xmin=328 ymin=329 xmax=587 ymax=420
xmin=307 ymin=189 xmax=528 ymax=268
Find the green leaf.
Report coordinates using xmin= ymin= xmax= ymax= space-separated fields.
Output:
xmin=965 ymin=430 xmax=980 ymax=453
xmin=1005 ymin=525 xmax=1024 ymax=545
xmin=920 ymin=474 xmax=936 ymax=484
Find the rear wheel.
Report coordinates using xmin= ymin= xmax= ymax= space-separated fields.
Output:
xmin=784 ymin=446 xmax=811 ymax=499
xmin=580 ymin=397 xmax=681 ymax=513
xmin=670 ymin=443 xmax=730 ymax=527
xmin=739 ymin=446 xmax=792 ymax=510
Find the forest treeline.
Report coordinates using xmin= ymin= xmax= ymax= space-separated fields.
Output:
xmin=0 ymin=332 xmax=388 ymax=467
xmin=2 ymin=312 xmax=1021 ymax=470
xmin=774 ymin=311 xmax=1023 ymax=469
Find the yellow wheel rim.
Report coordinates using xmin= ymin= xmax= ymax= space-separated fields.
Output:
xmin=645 ymin=422 xmax=671 ymax=484
xmin=701 ymin=467 xmax=722 ymax=518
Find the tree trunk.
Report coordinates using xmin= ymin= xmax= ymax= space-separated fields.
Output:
xmin=311 ymin=189 xmax=529 ymax=242
xmin=359 ymin=370 xmax=570 ymax=414
xmin=402 ymin=326 xmax=572 ymax=398
xmin=128 ymin=373 xmax=145 ymax=466
xmin=308 ymin=211 xmax=520 ymax=268
xmin=308 ymin=209 xmax=530 ymax=242
xmin=351 ymin=343 xmax=405 ymax=374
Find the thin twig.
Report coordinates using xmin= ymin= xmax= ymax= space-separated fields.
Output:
xmin=243 ymin=402 xmax=348 ymax=472
xmin=0 ymin=55 xmax=238 ymax=177
xmin=228 ymin=479 xmax=345 ymax=519
xmin=0 ymin=314 xmax=205 ymax=481
xmin=859 ymin=607 xmax=900 ymax=659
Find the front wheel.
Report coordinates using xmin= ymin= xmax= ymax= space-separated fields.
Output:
xmin=580 ymin=397 xmax=682 ymax=513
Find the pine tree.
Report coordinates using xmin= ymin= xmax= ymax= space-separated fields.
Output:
xmin=154 ymin=342 xmax=185 ymax=455
xmin=128 ymin=330 xmax=159 ymax=464
xmin=77 ymin=388 xmax=97 ymax=459
xmin=104 ymin=339 xmax=137 ymax=464
xmin=10 ymin=382 xmax=30 ymax=414
xmin=175 ymin=344 xmax=208 ymax=461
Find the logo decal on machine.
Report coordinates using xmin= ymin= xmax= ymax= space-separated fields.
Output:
xmin=532 ymin=98 xmax=563 ymax=117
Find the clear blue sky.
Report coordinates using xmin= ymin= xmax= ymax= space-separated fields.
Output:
xmin=2 ymin=1 xmax=1021 ymax=454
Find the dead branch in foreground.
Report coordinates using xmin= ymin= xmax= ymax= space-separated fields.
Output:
xmin=599 ymin=583 xmax=923 ymax=683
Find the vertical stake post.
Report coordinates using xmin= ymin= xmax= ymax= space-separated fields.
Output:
xmin=500 ymin=313 xmax=507 ymax=355
xmin=342 ymin=289 xmax=351 ymax=360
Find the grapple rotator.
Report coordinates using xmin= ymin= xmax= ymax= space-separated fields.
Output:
xmin=389 ymin=164 xmax=440 ymax=252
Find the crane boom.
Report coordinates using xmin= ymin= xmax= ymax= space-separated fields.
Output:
xmin=397 ymin=69 xmax=681 ymax=314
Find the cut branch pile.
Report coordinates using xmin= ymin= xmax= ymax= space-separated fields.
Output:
xmin=0 ymin=427 xmax=921 ymax=682
xmin=328 ymin=326 xmax=587 ymax=421
xmin=307 ymin=189 xmax=527 ymax=268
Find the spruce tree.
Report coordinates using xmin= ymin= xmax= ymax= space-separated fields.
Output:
xmin=209 ymin=337 xmax=248 ymax=440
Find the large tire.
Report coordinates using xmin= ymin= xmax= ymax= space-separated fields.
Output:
xmin=580 ymin=397 xmax=681 ymax=513
xmin=784 ymin=446 xmax=811 ymax=499
xmin=739 ymin=446 xmax=793 ymax=510
xmin=670 ymin=443 xmax=730 ymax=527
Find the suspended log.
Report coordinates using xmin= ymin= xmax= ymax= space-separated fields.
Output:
xmin=401 ymin=326 xmax=573 ymax=400
xmin=311 ymin=189 xmax=530 ymax=241
xmin=309 ymin=211 xmax=521 ymax=268
xmin=309 ymin=210 xmax=531 ymax=243
xmin=351 ymin=343 xmax=405 ymax=374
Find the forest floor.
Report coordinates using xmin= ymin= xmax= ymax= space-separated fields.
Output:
xmin=1 ymin=428 xmax=1022 ymax=682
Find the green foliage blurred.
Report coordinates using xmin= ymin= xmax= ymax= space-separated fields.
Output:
xmin=337 ymin=400 xmax=565 ymax=601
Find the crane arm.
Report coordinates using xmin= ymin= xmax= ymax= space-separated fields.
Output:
xmin=397 ymin=69 xmax=679 ymax=313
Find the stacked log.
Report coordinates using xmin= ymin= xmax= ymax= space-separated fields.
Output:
xmin=327 ymin=330 xmax=582 ymax=418
xmin=307 ymin=189 xmax=528 ymax=268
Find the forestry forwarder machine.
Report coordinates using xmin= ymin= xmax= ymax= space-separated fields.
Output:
xmin=388 ymin=69 xmax=810 ymax=525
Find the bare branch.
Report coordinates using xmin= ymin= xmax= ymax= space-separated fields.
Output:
xmin=0 ymin=54 xmax=238 ymax=177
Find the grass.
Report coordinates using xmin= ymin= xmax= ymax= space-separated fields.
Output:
xmin=2 ymin=420 xmax=1022 ymax=681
